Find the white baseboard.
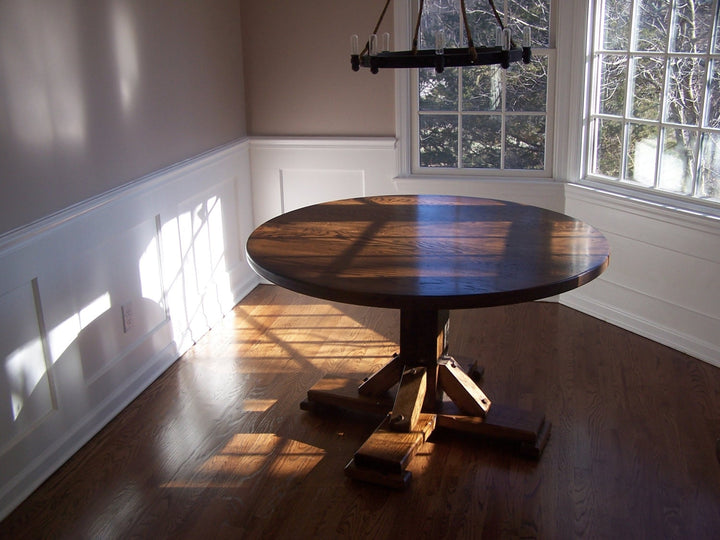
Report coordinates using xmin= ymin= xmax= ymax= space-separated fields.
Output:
xmin=0 ymin=339 xmax=178 ymax=522
xmin=562 ymin=288 xmax=720 ymax=368
xmin=563 ymin=184 xmax=720 ymax=367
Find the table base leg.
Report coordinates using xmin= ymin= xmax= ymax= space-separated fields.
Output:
xmin=301 ymin=357 xmax=551 ymax=487
xmin=343 ymin=413 xmax=436 ymax=489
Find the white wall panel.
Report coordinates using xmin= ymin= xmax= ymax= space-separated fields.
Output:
xmin=249 ymin=137 xmax=397 ymax=225
xmin=0 ymin=139 xmax=257 ymax=520
xmin=0 ymin=280 xmax=54 ymax=454
xmin=280 ymin=169 xmax=365 ymax=213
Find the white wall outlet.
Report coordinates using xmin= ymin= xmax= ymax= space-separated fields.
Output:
xmin=121 ymin=302 xmax=134 ymax=333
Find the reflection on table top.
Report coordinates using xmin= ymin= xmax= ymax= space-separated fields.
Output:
xmin=246 ymin=195 xmax=610 ymax=310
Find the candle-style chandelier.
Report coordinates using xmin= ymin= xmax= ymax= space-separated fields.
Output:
xmin=351 ymin=0 xmax=531 ymax=74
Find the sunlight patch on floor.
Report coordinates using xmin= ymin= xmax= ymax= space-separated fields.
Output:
xmin=160 ymin=433 xmax=325 ymax=489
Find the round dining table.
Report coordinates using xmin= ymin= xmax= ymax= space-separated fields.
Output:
xmin=246 ymin=194 xmax=610 ymax=487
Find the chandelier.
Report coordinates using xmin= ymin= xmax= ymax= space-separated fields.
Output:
xmin=351 ymin=0 xmax=532 ymax=74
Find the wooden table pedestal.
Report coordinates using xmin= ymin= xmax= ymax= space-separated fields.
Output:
xmin=301 ymin=308 xmax=551 ymax=488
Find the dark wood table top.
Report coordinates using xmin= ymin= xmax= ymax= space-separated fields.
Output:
xmin=246 ymin=195 xmax=610 ymax=310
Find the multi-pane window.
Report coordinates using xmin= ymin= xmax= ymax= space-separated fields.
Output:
xmin=586 ymin=0 xmax=720 ymax=203
xmin=414 ymin=0 xmax=552 ymax=173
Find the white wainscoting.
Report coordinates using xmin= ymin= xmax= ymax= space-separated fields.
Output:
xmin=247 ymin=137 xmax=719 ymax=367
xmin=248 ymin=136 xmax=566 ymax=217
xmin=0 ymin=139 xmax=258 ymax=520
xmin=5 ymin=135 xmax=716 ymax=519
xmin=249 ymin=137 xmax=398 ymax=225
xmin=562 ymin=184 xmax=720 ymax=367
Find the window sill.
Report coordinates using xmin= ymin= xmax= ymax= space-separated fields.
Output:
xmin=393 ymin=173 xmax=559 ymax=184
xmin=577 ymin=177 xmax=720 ymax=222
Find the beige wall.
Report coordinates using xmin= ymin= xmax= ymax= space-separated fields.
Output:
xmin=0 ymin=0 xmax=247 ymax=235
xmin=240 ymin=0 xmax=396 ymax=137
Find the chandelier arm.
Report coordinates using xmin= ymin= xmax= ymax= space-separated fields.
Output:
xmin=361 ymin=0 xmax=394 ymax=56
xmin=412 ymin=0 xmax=425 ymax=54
xmin=460 ymin=0 xmax=477 ymax=61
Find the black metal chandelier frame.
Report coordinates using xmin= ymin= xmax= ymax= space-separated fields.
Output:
xmin=351 ymin=0 xmax=532 ymax=74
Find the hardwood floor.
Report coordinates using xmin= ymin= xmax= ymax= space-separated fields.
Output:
xmin=2 ymin=284 xmax=719 ymax=539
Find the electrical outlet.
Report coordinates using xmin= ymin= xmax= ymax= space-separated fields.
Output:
xmin=121 ymin=302 xmax=134 ymax=333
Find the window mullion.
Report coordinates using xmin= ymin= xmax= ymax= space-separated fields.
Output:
xmin=500 ymin=67 xmax=507 ymax=169
xmin=692 ymin=131 xmax=705 ymax=197
xmin=654 ymin=1 xmax=675 ymax=190
xmin=693 ymin=8 xmax=718 ymax=196
xmin=624 ymin=0 xmax=639 ymax=183
xmin=458 ymin=67 xmax=463 ymax=168
xmin=588 ymin=0 xmax=603 ymax=176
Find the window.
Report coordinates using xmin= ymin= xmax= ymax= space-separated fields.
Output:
xmin=586 ymin=0 xmax=720 ymax=206
xmin=412 ymin=0 xmax=553 ymax=174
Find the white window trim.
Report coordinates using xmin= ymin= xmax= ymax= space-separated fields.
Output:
xmin=553 ymin=0 xmax=593 ymax=183
xmin=393 ymin=0 xmax=415 ymax=179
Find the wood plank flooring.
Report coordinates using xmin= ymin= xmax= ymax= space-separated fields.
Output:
xmin=2 ymin=284 xmax=719 ymax=539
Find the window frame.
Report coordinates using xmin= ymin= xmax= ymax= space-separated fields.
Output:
xmin=581 ymin=0 xmax=720 ymax=216
xmin=395 ymin=0 xmax=557 ymax=179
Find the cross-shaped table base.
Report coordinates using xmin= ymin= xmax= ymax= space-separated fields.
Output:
xmin=300 ymin=309 xmax=551 ymax=488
